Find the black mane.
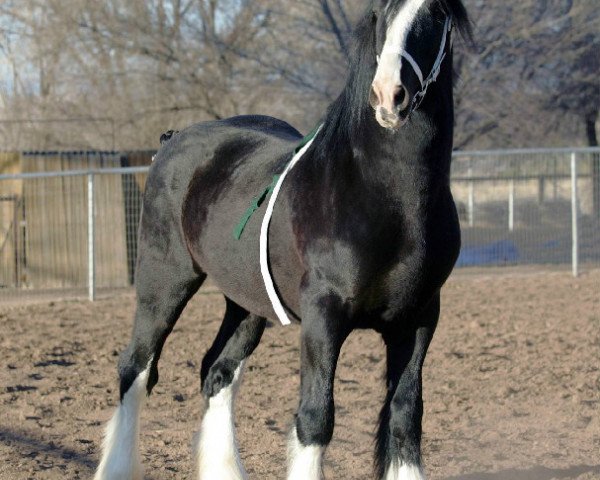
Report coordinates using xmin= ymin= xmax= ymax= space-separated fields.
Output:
xmin=317 ymin=12 xmax=378 ymax=151
xmin=440 ymin=0 xmax=473 ymax=44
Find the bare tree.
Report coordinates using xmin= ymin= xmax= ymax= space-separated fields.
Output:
xmin=454 ymin=0 xmax=599 ymax=150
xmin=0 ymin=0 xmax=365 ymax=149
xmin=0 ymin=0 xmax=597 ymax=156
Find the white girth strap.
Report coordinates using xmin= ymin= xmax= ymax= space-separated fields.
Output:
xmin=260 ymin=126 xmax=323 ymax=326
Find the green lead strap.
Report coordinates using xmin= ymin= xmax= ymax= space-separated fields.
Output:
xmin=233 ymin=175 xmax=280 ymax=240
xmin=233 ymin=125 xmax=320 ymax=240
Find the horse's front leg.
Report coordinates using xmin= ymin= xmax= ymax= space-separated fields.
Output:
xmin=376 ymin=294 xmax=440 ymax=480
xmin=288 ymin=293 xmax=351 ymax=480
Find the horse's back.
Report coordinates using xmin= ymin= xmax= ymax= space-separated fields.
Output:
xmin=218 ymin=115 xmax=303 ymax=140
xmin=145 ymin=114 xmax=301 ymax=206
xmin=141 ymin=115 xmax=304 ymax=318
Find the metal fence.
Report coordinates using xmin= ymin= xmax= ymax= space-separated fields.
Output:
xmin=0 ymin=167 xmax=148 ymax=301
xmin=451 ymin=148 xmax=600 ymax=275
xmin=0 ymin=148 xmax=599 ymax=301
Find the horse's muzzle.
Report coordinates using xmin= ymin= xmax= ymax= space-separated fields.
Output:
xmin=374 ymin=106 xmax=409 ymax=130
xmin=370 ymin=82 xmax=411 ymax=130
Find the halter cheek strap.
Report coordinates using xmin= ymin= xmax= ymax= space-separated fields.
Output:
xmin=409 ymin=16 xmax=453 ymax=113
xmin=419 ymin=17 xmax=452 ymax=88
xmin=400 ymin=51 xmax=424 ymax=86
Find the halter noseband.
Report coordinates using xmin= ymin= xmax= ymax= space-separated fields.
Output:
xmin=377 ymin=16 xmax=453 ymax=116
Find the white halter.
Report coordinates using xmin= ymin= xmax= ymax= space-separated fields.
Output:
xmin=377 ymin=16 xmax=453 ymax=113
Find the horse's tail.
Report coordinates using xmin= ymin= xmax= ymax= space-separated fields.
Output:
xmin=153 ymin=130 xmax=180 ymax=162
xmin=159 ymin=129 xmax=179 ymax=145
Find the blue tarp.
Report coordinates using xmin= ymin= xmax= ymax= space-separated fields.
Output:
xmin=456 ymin=240 xmax=520 ymax=267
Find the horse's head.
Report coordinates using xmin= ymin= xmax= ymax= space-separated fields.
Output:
xmin=369 ymin=0 xmax=463 ymax=130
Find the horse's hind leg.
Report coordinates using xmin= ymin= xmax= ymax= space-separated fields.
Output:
xmin=375 ymin=294 xmax=440 ymax=480
xmin=95 ymin=235 xmax=204 ymax=480
xmin=196 ymin=297 xmax=266 ymax=480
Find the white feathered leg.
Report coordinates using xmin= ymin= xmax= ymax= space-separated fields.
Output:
xmin=384 ymin=461 xmax=426 ymax=480
xmin=287 ymin=427 xmax=325 ymax=480
xmin=196 ymin=362 xmax=247 ymax=480
xmin=95 ymin=365 xmax=150 ymax=480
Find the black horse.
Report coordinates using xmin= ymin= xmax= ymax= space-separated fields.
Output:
xmin=95 ymin=1 xmax=471 ymax=479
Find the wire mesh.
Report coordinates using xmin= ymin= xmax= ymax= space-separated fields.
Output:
xmin=0 ymin=168 xmax=148 ymax=301
xmin=0 ymin=148 xmax=599 ymax=302
xmin=451 ymin=149 xmax=600 ymax=270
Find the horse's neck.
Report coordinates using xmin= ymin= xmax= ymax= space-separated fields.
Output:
xmin=349 ymin=74 xmax=453 ymax=193
xmin=311 ymin=54 xmax=454 ymax=204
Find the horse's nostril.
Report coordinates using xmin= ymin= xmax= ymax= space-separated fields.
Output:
xmin=369 ymin=85 xmax=380 ymax=108
xmin=394 ymin=86 xmax=409 ymax=111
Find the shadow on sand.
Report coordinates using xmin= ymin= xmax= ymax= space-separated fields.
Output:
xmin=0 ymin=426 xmax=169 ymax=480
xmin=0 ymin=426 xmax=177 ymax=479
xmin=1 ymin=427 xmax=94 ymax=466
xmin=443 ymin=464 xmax=600 ymax=480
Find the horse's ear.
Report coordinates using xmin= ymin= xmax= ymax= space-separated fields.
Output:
xmin=352 ymin=8 xmax=378 ymax=55
xmin=372 ymin=0 xmax=384 ymax=19
xmin=446 ymin=0 xmax=475 ymax=51
xmin=456 ymin=17 xmax=475 ymax=51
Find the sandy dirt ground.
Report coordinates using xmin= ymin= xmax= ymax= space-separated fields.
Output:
xmin=1 ymin=268 xmax=599 ymax=480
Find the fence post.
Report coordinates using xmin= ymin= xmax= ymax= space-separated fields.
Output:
xmin=570 ymin=152 xmax=579 ymax=278
xmin=87 ymin=173 xmax=96 ymax=300
xmin=468 ymin=165 xmax=474 ymax=227
xmin=508 ymin=179 xmax=515 ymax=232
xmin=13 ymin=196 xmax=19 ymax=287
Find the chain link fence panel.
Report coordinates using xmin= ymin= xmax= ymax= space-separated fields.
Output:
xmin=0 ymin=148 xmax=599 ymax=302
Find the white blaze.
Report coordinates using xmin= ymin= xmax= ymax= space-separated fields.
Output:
xmin=372 ymin=0 xmax=428 ymax=128
xmin=377 ymin=0 xmax=429 ymax=84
